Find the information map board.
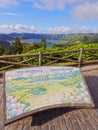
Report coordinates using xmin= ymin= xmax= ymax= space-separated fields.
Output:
xmin=4 ymin=66 xmax=95 ymax=124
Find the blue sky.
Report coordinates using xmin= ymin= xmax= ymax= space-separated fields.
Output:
xmin=0 ymin=0 xmax=98 ymax=34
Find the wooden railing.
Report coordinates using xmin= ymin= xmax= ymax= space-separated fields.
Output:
xmin=0 ymin=48 xmax=98 ymax=71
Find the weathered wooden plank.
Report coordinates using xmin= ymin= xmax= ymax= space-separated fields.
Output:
xmin=84 ymin=48 xmax=98 ymax=51
xmin=84 ymin=52 xmax=98 ymax=57
xmin=43 ymin=55 xmax=67 ymax=61
xmin=83 ymin=56 xmax=95 ymax=61
xmin=23 ymin=126 xmax=29 ymax=130
xmin=73 ymin=122 xmax=82 ymax=130
xmin=79 ymin=123 xmax=88 ymax=130
xmin=17 ymin=125 xmax=23 ymax=130
xmin=60 ymin=118 xmax=68 ymax=130
xmin=53 ymin=118 xmax=61 ymax=129
xmin=4 ymin=126 xmax=10 ymax=130
xmin=0 ymin=53 xmax=39 ymax=59
xmin=44 ymin=52 xmax=79 ymax=65
xmin=0 ymin=60 xmax=33 ymax=67
xmin=43 ymin=50 xmax=79 ymax=55
xmin=39 ymin=52 xmax=42 ymax=66
xmin=84 ymin=119 xmax=95 ymax=130
xmin=65 ymin=59 xmax=78 ymax=62
xmin=78 ymin=48 xmax=83 ymax=67
xmin=0 ymin=57 xmax=37 ymax=71
xmin=43 ymin=55 xmax=78 ymax=62
xmin=45 ymin=60 xmax=58 ymax=65
xmin=82 ymin=60 xmax=98 ymax=65
xmin=42 ymin=125 xmax=49 ymax=130
xmin=62 ymin=52 xmax=79 ymax=59
xmin=49 ymin=122 xmax=55 ymax=130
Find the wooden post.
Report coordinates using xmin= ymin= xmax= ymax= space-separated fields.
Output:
xmin=78 ymin=48 xmax=83 ymax=68
xmin=39 ymin=52 xmax=42 ymax=66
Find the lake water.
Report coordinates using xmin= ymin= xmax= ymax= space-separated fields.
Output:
xmin=23 ymin=39 xmax=60 ymax=47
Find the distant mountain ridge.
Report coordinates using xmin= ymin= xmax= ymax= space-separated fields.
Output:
xmin=0 ymin=33 xmax=98 ymax=51
xmin=0 ymin=33 xmax=98 ymax=41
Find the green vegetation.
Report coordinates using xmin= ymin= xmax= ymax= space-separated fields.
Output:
xmin=21 ymin=43 xmax=98 ymax=65
xmin=41 ymin=37 xmax=47 ymax=48
xmin=1 ymin=34 xmax=98 ymax=68
xmin=66 ymin=43 xmax=98 ymax=50
xmin=1 ymin=33 xmax=98 ymax=54
xmin=13 ymin=36 xmax=23 ymax=54
xmin=0 ymin=46 xmax=4 ymax=55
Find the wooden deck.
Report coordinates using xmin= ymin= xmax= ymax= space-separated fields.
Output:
xmin=0 ymin=65 xmax=98 ymax=130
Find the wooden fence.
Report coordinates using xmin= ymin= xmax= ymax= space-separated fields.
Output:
xmin=0 ymin=48 xmax=98 ymax=71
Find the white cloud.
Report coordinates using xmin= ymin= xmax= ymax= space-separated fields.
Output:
xmin=25 ymin=0 xmax=98 ymax=23
xmin=0 ymin=25 xmax=13 ymax=30
xmin=79 ymin=26 xmax=92 ymax=33
xmin=0 ymin=0 xmax=18 ymax=8
xmin=29 ymin=26 xmax=41 ymax=32
xmin=26 ymin=0 xmax=97 ymax=11
xmin=2 ymin=12 xmax=18 ymax=16
xmin=25 ymin=0 xmax=75 ymax=10
xmin=0 ymin=24 xmax=40 ymax=33
xmin=13 ymin=24 xmax=28 ymax=31
xmin=93 ymin=28 xmax=98 ymax=33
xmin=48 ymin=26 xmax=71 ymax=33
xmin=72 ymin=2 xmax=98 ymax=22
xmin=72 ymin=26 xmax=92 ymax=33
xmin=0 ymin=24 xmax=97 ymax=34
xmin=47 ymin=26 xmax=94 ymax=34
xmin=32 ymin=0 xmax=67 ymax=10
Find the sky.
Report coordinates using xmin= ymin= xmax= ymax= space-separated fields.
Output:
xmin=0 ymin=0 xmax=98 ymax=34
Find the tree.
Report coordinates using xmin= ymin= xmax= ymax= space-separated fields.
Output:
xmin=22 ymin=41 xmax=33 ymax=53
xmin=13 ymin=36 xmax=23 ymax=54
xmin=3 ymin=50 xmax=11 ymax=55
xmin=0 ymin=46 xmax=4 ymax=55
xmin=41 ymin=37 xmax=47 ymax=48
xmin=32 ymin=42 xmax=44 ymax=49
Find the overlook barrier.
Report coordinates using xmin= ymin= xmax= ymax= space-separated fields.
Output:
xmin=0 ymin=48 xmax=98 ymax=71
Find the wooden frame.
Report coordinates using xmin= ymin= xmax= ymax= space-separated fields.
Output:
xmin=0 ymin=48 xmax=98 ymax=71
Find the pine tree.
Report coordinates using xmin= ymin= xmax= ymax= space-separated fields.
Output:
xmin=13 ymin=36 xmax=23 ymax=54
xmin=0 ymin=46 xmax=4 ymax=55
xmin=41 ymin=37 xmax=47 ymax=48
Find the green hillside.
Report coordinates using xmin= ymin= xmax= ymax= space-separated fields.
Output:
xmin=0 ymin=33 xmax=98 ymax=55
